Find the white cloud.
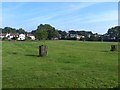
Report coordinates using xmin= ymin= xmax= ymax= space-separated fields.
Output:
xmin=50 ymin=9 xmax=118 ymax=34
xmin=26 ymin=2 xmax=98 ymax=25
xmin=2 ymin=2 xmax=118 ymax=34
xmin=51 ymin=10 xmax=118 ymax=25
xmin=82 ymin=10 xmax=118 ymax=23
xmin=68 ymin=2 xmax=98 ymax=11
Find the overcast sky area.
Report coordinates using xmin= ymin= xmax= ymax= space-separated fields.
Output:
xmin=2 ymin=2 xmax=118 ymax=34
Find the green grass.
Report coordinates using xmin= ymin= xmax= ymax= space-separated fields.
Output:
xmin=2 ymin=40 xmax=118 ymax=88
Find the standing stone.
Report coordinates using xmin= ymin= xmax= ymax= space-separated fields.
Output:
xmin=110 ymin=45 xmax=117 ymax=51
xmin=39 ymin=45 xmax=48 ymax=56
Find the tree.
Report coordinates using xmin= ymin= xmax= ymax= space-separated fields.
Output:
xmin=31 ymin=30 xmax=36 ymax=36
xmin=35 ymin=29 xmax=48 ymax=40
xmin=105 ymin=26 xmax=120 ymax=41
xmin=76 ymin=31 xmax=93 ymax=41
xmin=16 ymin=28 xmax=26 ymax=34
xmin=51 ymin=30 xmax=59 ymax=39
xmin=0 ymin=28 xmax=2 ymax=33
xmin=2 ymin=27 xmax=16 ymax=33
xmin=36 ymin=24 xmax=59 ymax=40
xmin=58 ymin=30 xmax=67 ymax=39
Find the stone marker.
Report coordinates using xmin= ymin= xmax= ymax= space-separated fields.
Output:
xmin=39 ymin=45 xmax=48 ymax=56
xmin=110 ymin=45 xmax=117 ymax=51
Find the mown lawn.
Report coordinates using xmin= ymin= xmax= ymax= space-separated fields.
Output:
xmin=2 ymin=40 xmax=118 ymax=88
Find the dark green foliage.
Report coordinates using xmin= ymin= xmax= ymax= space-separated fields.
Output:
xmin=35 ymin=29 xmax=48 ymax=40
xmin=1 ymin=25 xmax=120 ymax=42
xmin=58 ymin=30 xmax=67 ymax=39
xmin=0 ymin=28 xmax=2 ymax=33
xmin=31 ymin=30 xmax=36 ymax=36
xmin=102 ymin=26 xmax=120 ymax=41
xmin=16 ymin=28 xmax=26 ymax=34
xmin=77 ymin=31 xmax=93 ymax=41
xmin=1 ymin=37 xmax=8 ymax=40
xmin=25 ymin=36 xmax=31 ymax=41
xmin=106 ymin=26 xmax=120 ymax=41
xmin=1 ymin=27 xmax=26 ymax=34
xmin=11 ymin=37 xmax=17 ymax=40
xmin=108 ymin=26 xmax=120 ymax=37
xmin=47 ymin=29 xmax=59 ymax=40
xmin=2 ymin=27 xmax=16 ymax=33
xmin=35 ymin=24 xmax=59 ymax=40
xmin=69 ymin=30 xmax=77 ymax=34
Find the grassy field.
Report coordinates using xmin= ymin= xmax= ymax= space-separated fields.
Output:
xmin=2 ymin=40 xmax=118 ymax=88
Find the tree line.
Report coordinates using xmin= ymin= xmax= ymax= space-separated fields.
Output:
xmin=0 ymin=27 xmax=26 ymax=34
xmin=0 ymin=24 xmax=120 ymax=42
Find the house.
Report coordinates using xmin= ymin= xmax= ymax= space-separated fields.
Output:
xmin=17 ymin=34 xmax=26 ymax=40
xmin=5 ymin=33 xmax=19 ymax=40
xmin=6 ymin=33 xmax=11 ymax=38
xmin=69 ymin=33 xmax=82 ymax=40
xmin=51 ymin=37 xmax=59 ymax=40
xmin=68 ymin=30 xmax=83 ymax=40
xmin=0 ymin=33 xmax=6 ymax=39
xmin=76 ymin=34 xmax=81 ymax=40
xmin=0 ymin=33 xmax=36 ymax=41
xmin=27 ymin=34 xmax=35 ymax=40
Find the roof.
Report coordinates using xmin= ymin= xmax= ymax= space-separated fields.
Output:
xmin=0 ymin=33 xmax=35 ymax=36
xmin=0 ymin=33 xmax=6 ymax=36
xmin=27 ymin=34 xmax=34 ymax=36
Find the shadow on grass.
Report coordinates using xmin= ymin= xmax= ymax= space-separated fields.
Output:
xmin=64 ymin=61 xmax=71 ymax=63
xmin=7 ymin=52 xmax=18 ymax=55
xmin=110 ymin=87 xmax=119 ymax=90
xmin=101 ymin=50 xmax=118 ymax=53
xmin=101 ymin=50 xmax=109 ymax=52
xmin=25 ymin=54 xmax=39 ymax=57
xmin=12 ymin=52 xmax=17 ymax=54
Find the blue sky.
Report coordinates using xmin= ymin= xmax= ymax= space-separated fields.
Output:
xmin=2 ymin=2 xmax=118 ymax=34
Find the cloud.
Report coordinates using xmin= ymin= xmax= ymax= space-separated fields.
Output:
xmin=51 ymin=10 xmax=118 ymax=25
xmin=50 ymin=9 xmax=118 ymax=34
xmin=2 ymin=2 xmax=98 ymax=27
xmin=82 ymin=10 xmax=118 ymax=23
xmin=25 ymin=2 xmax=98 ymax=25
xmin=2 ymin=2 xmax=118 ymax=34
xmin=58 ymin=10 xmax=117 ymax=24
xmin=68 ymin=2 xmax=98 ymax=11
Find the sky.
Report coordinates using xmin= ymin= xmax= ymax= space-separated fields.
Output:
xmin=1 ymin=2 xmax=118 ymax=34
